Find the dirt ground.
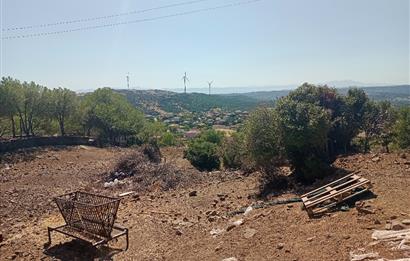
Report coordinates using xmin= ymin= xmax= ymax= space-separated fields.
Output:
xmin=1 ymin=146 xmax=410 ymax=260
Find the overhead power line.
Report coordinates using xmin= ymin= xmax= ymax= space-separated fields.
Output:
xmin=2 ymin=0 xmax=262 ymax=40
xmin=2 ymin=0 xmax=211 ymax=32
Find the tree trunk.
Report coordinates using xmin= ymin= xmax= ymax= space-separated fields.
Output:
xmin=10 ymin=116 xmax=16 ymax=138
xmin=364 ymin=133 xmax=369 ymax=153
xmin=59 ymin=120 xmax=65 ymax=136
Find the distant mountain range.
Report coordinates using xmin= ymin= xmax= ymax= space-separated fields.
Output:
xmin=115 ymin=85 xmax=409 ymax=115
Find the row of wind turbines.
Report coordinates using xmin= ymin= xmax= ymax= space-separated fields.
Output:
xmin=183 ymin=72 xmax=213 ymax=95
xmin=125 ymin=72 xmax=214 ymax=95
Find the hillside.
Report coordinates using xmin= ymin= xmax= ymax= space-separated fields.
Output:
xmin=115 ymin=85 xmax=409 ymax=115
xmin=116 ymin=89 xmax=264 ymax=115
xmin=233 ymin=85 xmax=410 ymax=105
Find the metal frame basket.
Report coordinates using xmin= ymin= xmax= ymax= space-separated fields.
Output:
xmin=47 ymin=191 xmax=128 ymax=250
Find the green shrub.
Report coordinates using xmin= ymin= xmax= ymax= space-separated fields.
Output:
xmin=394 ymin=107 xmax=410 ymax=149
xmin=160 ymin=132 xmax=177 ymax=147
xmin=185 ymin=130 xmax=224 ymax=171
xmin=244 ymin=107 xmax=282 ymax=171
xmin=221 ymin=132 xmax=250 ymax=170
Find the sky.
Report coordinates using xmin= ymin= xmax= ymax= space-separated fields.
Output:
xmin=1 ymin=0 xmax=409 ymax=92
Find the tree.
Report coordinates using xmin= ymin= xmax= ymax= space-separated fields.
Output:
xmin=0 ymin=77 xmax=19 ymax=137
xmin=361 ymin=101 xmax=395 ymax=152
xmin=287 ymin=83 xmax=347 ymax=156
xmin=275 ymin=97 xmax=331 ymax=181
xmin=50 ymin=88 xmax=77 ymax=136
xmin=341 ymin=88 xmax=369 ymax=151
xmin=81 ymin=88 xmax=145 ymax=144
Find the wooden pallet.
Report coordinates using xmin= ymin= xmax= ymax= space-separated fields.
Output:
xmin=301 ymin=172 xmax=372 ymax=217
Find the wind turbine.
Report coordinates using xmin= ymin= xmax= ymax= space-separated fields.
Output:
xmin=207 ymin=81 xmax=213 ymax=95
xmin=182 ymin=72 xmax=189 ymax=94
xmin=126 ymin=72 xmax=130 ymax=89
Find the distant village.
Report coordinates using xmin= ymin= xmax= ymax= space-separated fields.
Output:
xmin=145 ymin=108 xmax=249 ymax=138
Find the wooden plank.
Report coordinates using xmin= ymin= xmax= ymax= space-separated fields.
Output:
xmin=301 ymin=172 xmax=358 ymax=198
xmin=304 ymin=179 xmax=370 ymax=208
xmin=304 ymin=179 xmax=369 ymax=207
xmin=302 ymin=175 xmax=364 ymax=204
xmin=309 ymin=188 xmax=370 ymax=216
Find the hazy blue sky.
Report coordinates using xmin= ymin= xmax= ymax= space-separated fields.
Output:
xmin=1 ymin=0 xmax=409 ymax=91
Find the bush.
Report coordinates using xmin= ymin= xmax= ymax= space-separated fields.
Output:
xmin=160 ymin=132 xmax=177 ymax=147
xmin=244 ymin=107 xmax=282 ymax=171
xmin=184 ymin=130 xmax=224 ymax=171
xmin=221 ymin=132 xmax=251 ymax=170
xmin=394 ymin=107 xmax=410 ymax=149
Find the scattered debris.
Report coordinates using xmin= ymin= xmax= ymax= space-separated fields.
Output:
xmin=105 ymin=149 xmax=203 ymax=193
xmin=210 ymin=228 xmax=225 ymax=238
xmin=243 ymin=206 xmax=253 ymax=216
xmin=356 ymin=201 xmax=376 ymax=215
xmin=301 ymin=172 xmax=372 ymax=217
xmin=228 ymin=197 xmax=301 ymax=216
xmin=371 ymin=228 xmax=410 ymax=251
xmin=104 ymin=178 xmax=124 ymax=188
xmin=349 ymin=249 xmax=379 ymax=261
xmin=119 ymin=191 xmax=135 ymax=197
xmin=243 ymin=228 xmax=257 ymax=239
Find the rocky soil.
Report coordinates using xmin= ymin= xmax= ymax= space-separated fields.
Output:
xmin=0 ymin=146 xmax=410 ymax=260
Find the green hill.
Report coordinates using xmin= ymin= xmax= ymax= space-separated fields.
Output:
xmin=116 ymin=89 xmax=264 ymax=115
xmin=233 ymin=85 xmax=410 ymax=105
xmin=115 ymin=85 xmax=409 ymax=115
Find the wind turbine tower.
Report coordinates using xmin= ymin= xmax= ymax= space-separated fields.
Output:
xmin=182 ymin=72 xmax=189 ymax=94
xmin=126 ymin=73 xmax=130 ymax=89
xmin=207 ymin=81 xmax=213 ymax=95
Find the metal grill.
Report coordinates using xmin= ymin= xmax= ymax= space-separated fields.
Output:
xmin=54 ymin=191 xmax=120 ymax=238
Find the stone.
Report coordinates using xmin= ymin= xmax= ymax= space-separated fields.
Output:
xmin=208 ymin=216 xmax=216 ymax=222
xmin=188 ymin=191 xmax=197 ymax=197
xmin=307 ymin=236 xmax=315 ymax=242
xmin=277 ymin=243 xmax=285 ymax=249
xmin=372 ymin=157 xmax=381 ymax=162
xmin=385 ymin=223 xmax=392 ymax=230
xmin=374 ymin=219 xmax=381 ymax=225
xmin=402 ymin=219 xmax=410 ymax=225
xmin=175 ymin=229 xmax=183 ymax=236
xmin=226 ymin=224 xmax=236 ymax=231
xmin=243 ymin=228 xmax=257 ymax=239
xmin=391 ymin=220 xmax=405 ymax=230
xmin=222 ymin=258 xmax=238 ymax=261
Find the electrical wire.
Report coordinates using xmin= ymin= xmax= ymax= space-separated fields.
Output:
xmin=2 ymin=0 xmax=212 ymax=32
xmin=2 ymin=0 xmax=262 ymax=40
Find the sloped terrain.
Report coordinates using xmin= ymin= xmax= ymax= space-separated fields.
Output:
xmin=116 ymin=89 xmax=261 ymax=114
xmin=0 ymin=147 xmax=409 ymax=260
